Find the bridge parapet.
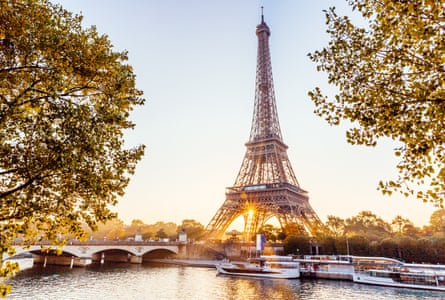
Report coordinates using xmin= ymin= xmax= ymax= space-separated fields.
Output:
xmin=11 ymin=240 xmax=186 ymax=247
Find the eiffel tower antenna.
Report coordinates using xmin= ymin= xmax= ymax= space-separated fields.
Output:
xmin=261 ymin=6 xmax=264 ymax=23
xmin=205 ymin=11 xmax=323 ymax=241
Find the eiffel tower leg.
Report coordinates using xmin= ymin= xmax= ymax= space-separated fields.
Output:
xmin=205 ymin=201 xmax=243 ymax=240
xmin=243 ymin=211 xmax=259 ymax=242
xmin=244 ymin=210 xmax=269 ymax=242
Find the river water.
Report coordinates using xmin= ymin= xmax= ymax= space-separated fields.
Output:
xmin=4 ymin=262 xmax=445 ymax=300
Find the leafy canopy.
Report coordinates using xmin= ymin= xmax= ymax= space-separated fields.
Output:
xmin=0 ymin=0 xmax=145 ymax=291
xmin=308 ymin=1 xmax=445 ymax=204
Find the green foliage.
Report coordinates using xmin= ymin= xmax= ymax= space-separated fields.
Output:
xmin=282 ymin=222 xmax=308 ymax=237
xmin=89 ymin=218 xmax=123 ymax=240
xmin=79 ymin=219 xmax=208 ymax=242
xmin=284 ymin=209 xmax=445 ymax=264
xmin=309 ymin=0 xmax=445 ymax=205
xmin=347 ymin=235 xmax=371 ymax=256
xmin=156 ymin=229 xmax=168 ymax=239
xmin=283 ymin=235 xmax=311 ymax=255
xmin=276 ymin=231 xmax=286 ymax=241
xmin=379 ymin=237 xmax=400 ymax=259
xmin=391 ymin=215 xmax=416 ymax=236
xmin=0 ymin=285 xmax=10 ymax=298
xmin=319 ymin=236 xmax=337 ymax=254
xmin=147 ymin=222 xmax=178 ymax=240
xmin=345 ymin=210 xmax=391 ymax=240
xmin=325 ymin=215 xmax=346 ymax=238
xmin=0 ymin=261 xmax=18 ymax=297
xmin=0 ymin=0 xmax=145 ymax=294
xmin=178 ymin=219 xmax=205 ymax=241
xmin=123 ymin=219 xmax=145 ymax=238
xmin=398 ymin=237 xmax=418 ymax=262
xmin=428 ymin=208 xmax=445 ymax=232
xmin=258 ymin=224 xmax=281 ymax=242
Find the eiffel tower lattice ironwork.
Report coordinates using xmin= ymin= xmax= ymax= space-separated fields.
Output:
xmin=206 ymin=13 xmax=323 ymax=240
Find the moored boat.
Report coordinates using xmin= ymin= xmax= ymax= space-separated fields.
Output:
xmin=403 ymin=262 xmax=445 ymax=274
xmin=295 ymin=255 xmax=354 ymax=280
xmin=216 ymin=255 xmax=300 ymax=279
xmin=353 ymin=268 xmax=445 ymax=291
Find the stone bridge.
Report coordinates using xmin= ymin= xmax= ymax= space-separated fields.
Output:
xmin=6 ymin=241 xmax=186 ymax=267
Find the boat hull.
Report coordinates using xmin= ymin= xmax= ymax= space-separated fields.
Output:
xmin=300 ymin=270 xmax=353 ymax=280
xmin=216 ymin=264 xmax=299 ymax=279
xmin=353 ymin=272 xmax=445 ymax=292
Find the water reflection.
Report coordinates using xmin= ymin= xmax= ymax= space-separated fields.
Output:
xmin=219 ymin=276 xmax=302 ymax=300
xmin=5 ymin=263 xmax=445 ymax=300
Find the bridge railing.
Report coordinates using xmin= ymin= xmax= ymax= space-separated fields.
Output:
xmin=11 ymin=240 xmax=186 ymax=247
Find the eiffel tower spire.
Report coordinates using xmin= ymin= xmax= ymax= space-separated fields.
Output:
xmin=206 ymin=12 xmax=322 ymax=241
xmin=234 ymin=11 xmax=300 ymax=188
xmin=249 ymin=8 xmax=282 ymax=143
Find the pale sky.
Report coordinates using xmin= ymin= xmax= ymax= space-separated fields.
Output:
xmin=57 ymin=0 xmax=437 ymax=228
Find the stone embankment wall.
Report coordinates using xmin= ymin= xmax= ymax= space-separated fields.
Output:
xmin=178 ymin=243 xmax=284 ymax=260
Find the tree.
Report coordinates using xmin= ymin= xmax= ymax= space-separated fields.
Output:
xmin=345 ymin=211 xmax=391 ymax=240
xmin=379 ymin=237 xmax=400 ymax=259
xmin=391 ymin=215 xmax=415 ymax=236
xmin=282 ymin=222 xmax=308 ymax=237
xmin=124 ymin=219 xmax=146 ymax=238
xmin=258 ymin=224 xmax=280 ymax=242
xmin=0 ymin=0 xmax=144 ymax=294
xmin=147 ymin=221 xmax=178 ymax=240
xmin=319 ymin=236 xmax=338 ymax=255
xmin=398 ymin=236 xmax=418 ymax=263
xmin=92 ymin=218 xmax=125 ymax=240
xmin=177 ymin=219 xmax=205 ymax=241
xmin=347 ymin=235 xmax=370 ymax=256
xmin=309 ymin=1 xmax=445 ymax=205
xmin=156 ymin=228 xmax=168 ymax=240
xmin=429 ymin=209 xmax=445 ymax=233
xmin=283 ymin=235 xmax=310 ymax=256
xmin=277 ymin=231 xmax=286 ymax=241
xmin=325 ymin=215 xmax=346 ymax=238
xmin=105 ymin=220 xmax=125 ymax=241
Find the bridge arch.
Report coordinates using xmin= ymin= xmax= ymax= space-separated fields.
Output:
xmin=27 ymin=249 xmax=80 ymax=257
xmin=88 ymin=246 xmax=140 ymax=257
xmin=142 ymin=248 xmax=177 ymax=260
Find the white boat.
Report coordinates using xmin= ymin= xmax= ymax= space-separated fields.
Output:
xmin=296 ymin=255 xmax=402 ymax=281
xmin=353 ymin=268 xmax=445 ymax=292
xmin=295 ymin=255 xmax=354 ymax=280
xmin=403 ymin=262 xmax=445 ymax=274
xmin=216 ymin=256 xmax=300 ymax=279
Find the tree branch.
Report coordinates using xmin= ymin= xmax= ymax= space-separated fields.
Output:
xmin=0 ymin=176 xmax=37 ymax=200
xmin=0 ymin=64 xmax=52 ymax=74
xmin=0 ymin=169 xmax=18 ymax=176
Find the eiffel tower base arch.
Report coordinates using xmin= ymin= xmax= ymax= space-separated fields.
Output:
xmin=206 ymin=183 xmax=322 ymax=241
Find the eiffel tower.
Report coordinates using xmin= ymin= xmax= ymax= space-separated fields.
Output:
xmin=206 ymin=12 xmax=323 ymax=240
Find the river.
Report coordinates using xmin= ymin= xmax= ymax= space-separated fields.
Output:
xmin=4 ymin=262 xmax=445 ymax=299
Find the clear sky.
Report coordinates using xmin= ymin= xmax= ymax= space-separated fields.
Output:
xmin=57 ymin=0 xmax=437 ymax=228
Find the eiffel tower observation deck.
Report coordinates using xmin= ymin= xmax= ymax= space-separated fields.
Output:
xmin=206 ymin=12 xmax=323 ymax=241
